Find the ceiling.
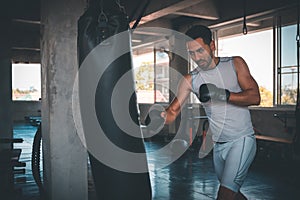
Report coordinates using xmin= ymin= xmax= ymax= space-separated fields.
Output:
xmin=1 ymin=0 xmax=298 ymax=63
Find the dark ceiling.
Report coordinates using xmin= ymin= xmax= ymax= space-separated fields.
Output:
xmin=1 ymin=0 xmax=298 ymax=63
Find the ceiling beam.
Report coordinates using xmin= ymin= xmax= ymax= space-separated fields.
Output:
xmin=130 ymin=0 xmax=206 ymax=26
xmin=173 ymin=0 xmax=219 ymax=20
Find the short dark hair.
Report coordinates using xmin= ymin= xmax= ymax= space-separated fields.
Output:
xmin=185 ymin=25 xmax=212 ymax=45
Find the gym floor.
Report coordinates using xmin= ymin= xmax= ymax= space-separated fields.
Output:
xmin=11 ymin=123 xmax=300 ymax=200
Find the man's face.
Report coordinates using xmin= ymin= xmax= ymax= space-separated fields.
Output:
xmin=186 ymin=38 xmax=215 ymax=70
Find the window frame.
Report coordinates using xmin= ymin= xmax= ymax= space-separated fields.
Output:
xmin=211 ymin=6 xmax=299 ymax=107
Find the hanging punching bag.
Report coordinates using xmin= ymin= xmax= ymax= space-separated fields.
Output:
xmin=77 ymin=0 xmax=152 ymax=199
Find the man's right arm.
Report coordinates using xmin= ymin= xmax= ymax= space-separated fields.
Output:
xmin=144 ymin=74 xmax=192 ymax=131
xmin=165 ymin=74 xmax=192 ymax=124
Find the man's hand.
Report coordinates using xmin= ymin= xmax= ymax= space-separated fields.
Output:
xmin=199 ymin=83 xmax=230 ymax=102
xmin=144 ymin=108 xmax=166 ymax=133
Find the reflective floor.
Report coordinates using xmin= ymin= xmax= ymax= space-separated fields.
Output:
xmin=5 ymin=122 xmax=300 ymax=200
xmin=4 ymin=123 xmax=40 ymax=200
xmin=144 ymin=138 xmax=300 ymax=200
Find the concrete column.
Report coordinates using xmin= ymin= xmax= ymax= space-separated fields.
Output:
xmin=40 ymin=0 xmax=87 ymax=199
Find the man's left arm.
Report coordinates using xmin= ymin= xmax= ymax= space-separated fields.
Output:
xmin=228 ymin=56 xmax=261 ymax=106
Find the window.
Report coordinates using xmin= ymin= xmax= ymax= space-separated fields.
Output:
xmin=133 ymin=51 xmax=155 ymax=104
xmin=133 ymin=46 xmax=170 ymax=104
xmin=154 ymin=49 xmax=170 ymax=103
xmin=277 ymin=24 xmax=298 ymax=105
xmin=217 ymin=29 xmax=274 ymax=107
xmin=12 ymin=63 xmax=41 ymax=101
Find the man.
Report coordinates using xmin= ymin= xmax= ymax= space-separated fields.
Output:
xmin=145 ymin=25 xmax=260 ymax=200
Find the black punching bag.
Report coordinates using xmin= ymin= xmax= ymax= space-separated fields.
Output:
xmin=77 ymin=1 xmax=152 ymax=199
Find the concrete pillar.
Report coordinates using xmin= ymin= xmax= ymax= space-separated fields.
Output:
xmin=40 ymin=0 xmax=88 ymax=199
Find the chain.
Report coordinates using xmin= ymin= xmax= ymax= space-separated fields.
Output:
xmin=115 ymin=0 xmax=126 ymax=14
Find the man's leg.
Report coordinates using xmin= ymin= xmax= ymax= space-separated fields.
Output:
xmin=217 ymin=186 xmax=247 ymax=200
xmin=215 ymin=135 xmax=256 ymax=200
xmin=217 ymin=185 xmax=236 ymax=200
xmin=236 ymin=191 xmax=247 ymax=200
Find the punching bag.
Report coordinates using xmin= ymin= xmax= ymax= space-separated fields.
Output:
xmin=77 ymin=0 xmax=152 ymax=199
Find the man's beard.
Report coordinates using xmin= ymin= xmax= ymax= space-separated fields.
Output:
xmin=197 ymin=57 xmax=213 ymax=71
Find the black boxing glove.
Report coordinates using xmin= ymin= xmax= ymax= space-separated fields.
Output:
xmin=144 ymin=109 xmax=165 ymax=133
xmin=199 ymin=83 xmax=230 ymax=102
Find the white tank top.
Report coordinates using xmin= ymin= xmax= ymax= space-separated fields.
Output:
xmin=190 ymin=57 xmax=254 ymax=142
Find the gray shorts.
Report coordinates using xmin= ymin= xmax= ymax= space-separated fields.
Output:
xmin=213 ymin=134 xmax=256 ymax=192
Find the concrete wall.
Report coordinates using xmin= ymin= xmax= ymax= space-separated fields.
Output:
xmin=250 ymin=106 xmax=296 ymax=141
xmin=12 ymin=101 xmax=41 ymax=122
xmin=139 ymin=103 xmax=297 ymax=141
xmin=0 ymin=59 xmax=13 ymax=151
xmin=14 ymin=101 xmax=297 ymax=141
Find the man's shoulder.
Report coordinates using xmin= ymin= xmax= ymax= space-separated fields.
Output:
xmin=219 ymin=56 xmax=234 ymax=63
xmin=182 ymin=74 xmax=192 ymax=81
xmin=189 ymin=67 xmax=200 ymax=75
